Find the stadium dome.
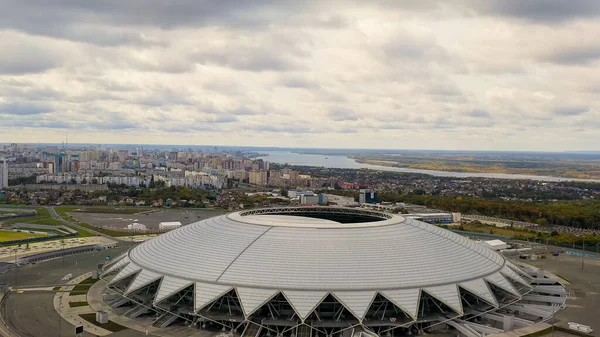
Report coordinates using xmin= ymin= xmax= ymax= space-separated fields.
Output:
xmin=102 ymin=207 xmax=536 ymax=334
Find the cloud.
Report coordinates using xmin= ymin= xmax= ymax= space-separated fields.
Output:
xmin=553 ymin=105 xmax=589 ymax=116
xmin=475 ymin=0 xmax=600 ymax=23
xmin=469 ymin=109 xmax=490 ymax=118
xmin=1 ymin=1 xmax=600 ymax=151
xmin=0 ymin=102 xmax=53 ymax=115
xmin=328 ymin=108 xmax=359 ymax=121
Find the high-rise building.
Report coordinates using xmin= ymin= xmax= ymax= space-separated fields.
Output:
xmin=54 ymin=153 xmax=68 ymax=173
xmin=249 ymin=170 xmax=268 ymax=186
xmin=359 ymin=189 xmax=378 ymax=204
xmin=0 ymin=158 xmax=8 ymax=190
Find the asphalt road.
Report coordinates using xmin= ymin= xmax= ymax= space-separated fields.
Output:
xmin=0 ymin=244 xmax=151 ymax=337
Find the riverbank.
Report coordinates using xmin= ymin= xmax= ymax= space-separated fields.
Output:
xmin=258 ymin=151 xmax=600 ymax=182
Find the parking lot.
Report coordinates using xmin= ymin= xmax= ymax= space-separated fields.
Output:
xmin=508 ymin=251 xmax=600 ymax=336
xmin=68 ymin=209 xmax=225 ymax=229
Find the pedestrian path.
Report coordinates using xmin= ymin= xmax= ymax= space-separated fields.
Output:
xmin=53 ymin=272 xmax=113 ymax=336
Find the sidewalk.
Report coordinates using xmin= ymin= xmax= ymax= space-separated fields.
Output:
xmin=53 ymin=272 xmax=113 ymax=336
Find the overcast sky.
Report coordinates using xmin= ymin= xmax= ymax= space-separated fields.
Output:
xmin=1 ymin=1 xmax=599 ymax=151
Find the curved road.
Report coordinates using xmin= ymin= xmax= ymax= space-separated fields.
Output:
xmin=48 ymin=206 xmax=126 ymax=242
xmin=0 ymin=244 xmax=148 ymax=336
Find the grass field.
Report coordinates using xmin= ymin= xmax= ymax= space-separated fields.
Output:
xmin=0 ymin=230 xmax=47 ymax=242
xmin=56 ymin=206 xmax=152 ymax=237
xmin=69 ymin=277 xmax=99 ymax=296
xmin=79 ymin=313 xmax=127 ymax=332
xmin=0 ymin=206 xmax=95 ymax=238
xmin=461 ymin=223 xmax=537 ymax=238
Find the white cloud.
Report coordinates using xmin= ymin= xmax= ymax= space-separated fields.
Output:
xmin=0 ymin=1 xmax=599 ymax=150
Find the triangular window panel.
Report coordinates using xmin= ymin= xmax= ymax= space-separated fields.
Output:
xmin=506 ymin=262 xmax=533 ymax=280
xmin=423 ymin=285 xmax=463 ymax=315
xmin=283 ymin=290 xmax=328 ymax=321
xmin=237 ymin=287 xmax=279 ymax=317
xmin=195 ymin=282 xmax=233 ymax=313
xmin=501 ymin=266 xmax=531 ymax=288
xmin=364 ymin=293 xmax=413 ymax=324
xmin=485 ymin=273 xmax=520 ymax=297
xmin=154 ymin=276 xmax=194 ymax=305
xmin=332 ymin=291 xmax=376 ymax=321
xmin=125 ymin=269 xmax=163 ymax=295
xmin=305 ymin=294 xmax=359 ymax=323
xmin=248 ymin=292 xmax=297 ymax=321
xmin=459 ymin=279 xmax=498 ymax=307
xmin=380 ymin=288 xmax=420 ymax=321
xmin=202 ymin=289 xmax=244 ymax=318
xmin=488 ymin=282 xmax=524 ymax=308
xmin=418 ymin=290 xmax=458 ymax=320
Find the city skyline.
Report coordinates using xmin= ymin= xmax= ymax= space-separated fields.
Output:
xmin=1 ymin=1 xmax=600 ymax=151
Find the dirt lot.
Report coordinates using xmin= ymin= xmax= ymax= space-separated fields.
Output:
xmin=68 ymin=209 xmax=226 ymax=229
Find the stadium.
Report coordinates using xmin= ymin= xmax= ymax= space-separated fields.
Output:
xmin=101 ymin=207 xmax=566 ymax=337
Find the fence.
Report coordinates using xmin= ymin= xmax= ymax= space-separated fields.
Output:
xmin=0 ymin=232 xmax=78 ymax=247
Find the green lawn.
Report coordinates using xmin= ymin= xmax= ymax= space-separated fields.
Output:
xmin=56 ymin=206 xmax=151 ymax=237
xmin=69 ymin=277 xmax=100 ymax=295
xmin=0 ymin=230 xmax=47 ymax=242
xmin=69 ymin=301 xmax=89 ymax=308
xmin=79 ymin=313 xmax=128 ymax=332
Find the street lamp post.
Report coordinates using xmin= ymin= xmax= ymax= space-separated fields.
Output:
xmin=13 ymin=249 xmax=17 ymax=289
xmin=581 ymin=237 xmax=585 ymax=272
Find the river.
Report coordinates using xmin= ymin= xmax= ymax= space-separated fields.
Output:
xmin=257 ymin=151 xmax=600 ymax=182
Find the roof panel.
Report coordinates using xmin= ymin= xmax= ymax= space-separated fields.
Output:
xmin=380 ymin=288 xmax=420 ymax=320
xmin=107 ymin=262 xmax=141 ymax=285
xmin=125 ymin=269 xmax=162 ymax=295
xmin=154 ymin=276 xmax=193 ymax=304
xmin=459 ymin=278 xmax=498 ymax=307
xmin=423 ymin=284 xmax=463 ymax=315
xmin=195 ymin=282 xmax=233 ymax=312
xmin=283 ymin=290 xmax=328 ymax=320
xmin=485 ymin=273 xmax=520 ymax=297
xmin=236 ymin=287 xmax=279 ymax=317
xmin=102 ymin=256 xmax=130 ymax=276
xmin=128 ymin=208 xmax=506 ymax=292
xmin=332 ymin=291 xmax=376 ymax=321
xmin=500 ymin=266 xmax=531 ymax=288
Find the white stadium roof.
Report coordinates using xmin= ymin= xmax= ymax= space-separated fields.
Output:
xmin=103 ymin=207 xmax=531 ymax=322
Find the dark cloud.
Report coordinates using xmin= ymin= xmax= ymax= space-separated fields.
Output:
xmin=0 ymin=0 xmax=303 ymax=32
xmin=228 ymin=107 xmax=258 ymax=116
xmin=0 ymin=102 xmax=53 ymax=115
xmin=541 ymin=45 xmax=600 ymax=65
xmin=328 ymin=108 xmax=359 ymax=121
xmin=476 ymin=0 xmax=600 ymax=23
xmin=553 ymin=105 xmax=589 ymax=116
xmin=281 ymin=77 xmax=320 ymax=89
xmin=469 ymin=109 xmax=490 ymax=118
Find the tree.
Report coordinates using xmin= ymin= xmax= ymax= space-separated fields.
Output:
xmin=92 ymin=178 xmax=98 ymax=184
xmin=69 ymin=178 xmax=77 ymax=184
xmin=81 ymin=178 xmax=87 ymax=184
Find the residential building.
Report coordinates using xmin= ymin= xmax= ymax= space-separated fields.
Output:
xmin=0 ymin=158 xmax=8 ymax=190
xmin=359 ymin=189 xmax=378 ymax=204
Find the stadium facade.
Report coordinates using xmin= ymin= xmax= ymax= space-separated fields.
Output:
xmin=102 ymin=207 xmax=565 ymax=336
